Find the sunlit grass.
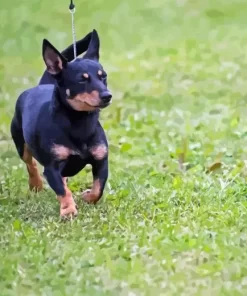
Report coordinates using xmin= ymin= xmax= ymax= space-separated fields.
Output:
xmin=1 ymin=0 xmax=247 ymax=295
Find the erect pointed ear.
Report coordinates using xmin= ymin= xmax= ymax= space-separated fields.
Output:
xmin=82 ymin=29 xmax=100 ymax=61
xmin=42 ymin=39 xmax=67 ymax=75
xmin=61 ymin=31 xmax=93 ymax=61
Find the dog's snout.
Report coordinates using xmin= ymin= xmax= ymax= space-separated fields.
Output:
xmin=100 ymin=92 xmax=112 ymax=103
xmin=102 ymin=95 xmax=112 ymax=103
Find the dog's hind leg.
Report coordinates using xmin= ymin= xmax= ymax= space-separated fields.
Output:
xmin=22 ymin=144 xmax=43 ymax=192
xmin=43 ymin=166 xmax=77 ymax=217
xmin=11 ymin=119 xmax=43 ymax=192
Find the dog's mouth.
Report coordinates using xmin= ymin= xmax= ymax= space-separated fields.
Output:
xmin=66 ymin=91 xmax=112 ymax=112
xmin=83 ymin=100 xmax=112 ymax=109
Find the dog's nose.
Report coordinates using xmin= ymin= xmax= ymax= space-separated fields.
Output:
xmin=100 ymin=91 xmax=112 ymax=103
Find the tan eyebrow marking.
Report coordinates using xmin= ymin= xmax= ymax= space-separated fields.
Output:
xmin=83 ymin=73 xmax=89 ymax=78
xmin=66 ymin=89 xmax=70 ymax=96
xmin=98 ymin=70 xmax=102 ymax=76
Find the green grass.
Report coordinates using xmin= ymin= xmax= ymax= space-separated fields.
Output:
xmin=1 ymin=0 xmax=247 ymax=295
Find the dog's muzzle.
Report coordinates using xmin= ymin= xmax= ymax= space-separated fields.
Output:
xmin=100 ymin=91 xmax=112 ymax=107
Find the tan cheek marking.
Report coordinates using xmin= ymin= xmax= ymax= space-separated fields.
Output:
xmin=68 ymin=91 xmax=100 ymax=111
xmin=66 ymin=100 xmax=94 ymax=112
xmin=73 ymin=92 xmax=89 ymax=101
xmin=90 ymin=144 xmax=108 ymax=160
xmin=75 ymin=91 xmax=100 ymax=101
xmin=83 ymin=90 xmax=100 ymax=106
xmin=83 ymin=73 xmax=89 ymax=78
xmin=67 ymin=93 xmax=88 ymax=111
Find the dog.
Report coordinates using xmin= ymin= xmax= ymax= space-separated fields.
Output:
xmin=10 ymin=30 xmax=112 ymax=218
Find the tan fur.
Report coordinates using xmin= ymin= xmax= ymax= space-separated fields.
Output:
xmin=23 ymin=144 xmax=43 ymax=192
xmin=51 ymin=144 xmax=79 ymax=160
xmin=66 ymin=90 xmax=101 ymax=111
xmin=51 ymin=145 xmax=71 ymax=160
xmin=57 ymin=177 xmax=77 ymax=217
xmin=82 ymin=179 xmax=101 ymax=204
xmin=90 ymin=144 xmax=108 ymax=160
xmin=66 ymin=89 xmax=71 ymax=96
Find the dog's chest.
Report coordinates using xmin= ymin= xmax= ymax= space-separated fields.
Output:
xmin=53 ymin=130 xmax=96 ymax=161
xmin=51 ymin=111 xmax=101 ymax=161
xmin=65 ymin=111 xmax=98 ymax=140
xmin=51 ymin=142 xmax=90 ymax=161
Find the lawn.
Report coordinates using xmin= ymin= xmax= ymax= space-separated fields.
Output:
xmin=1 ymin=0 xmax=247 ymax=295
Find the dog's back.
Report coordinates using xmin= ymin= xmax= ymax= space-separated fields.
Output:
xmin=15 ymin=85 xmax=54 ymax=130
xmin=12 ymin=85 xmax=60 ymax=164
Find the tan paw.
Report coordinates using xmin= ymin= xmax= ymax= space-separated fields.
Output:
xmin=29 ymin=176 xmax=43 ymax=192
xmin=60 ymin=204 xmax=78 ymax=218
xmin=82 ymin=189 xmax=100 ymax=204
xmin=57 ymin=194 xmax=78 ymax=218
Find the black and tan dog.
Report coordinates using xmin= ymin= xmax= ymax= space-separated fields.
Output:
xmin=11 ymin=30 xmax=112 ymax=217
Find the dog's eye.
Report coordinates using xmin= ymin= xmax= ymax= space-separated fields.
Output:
xmin=98 ymin=70 xmax=107 ymax=80
xmin=100 ymin=73 xmax=107 ymax=85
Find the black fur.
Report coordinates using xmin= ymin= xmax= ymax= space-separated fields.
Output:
xmin=39 ymin=31 xmax=92 ymax=85
xmin=11 ymin=30 xmax=112 ymax=212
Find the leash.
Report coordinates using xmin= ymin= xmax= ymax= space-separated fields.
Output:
xmin=69 ymin=0 xmax=77 ymax=59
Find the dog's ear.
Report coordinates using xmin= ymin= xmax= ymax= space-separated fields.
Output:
xmin=61 ymin=31 xmax=92 ymax=61
xmin=82 ymin=29 xmax=100 ymax=61
xmin=42 ymin=39 xmax=67 ymax=75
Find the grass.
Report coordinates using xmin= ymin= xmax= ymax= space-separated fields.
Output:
xmin=1 ymin=0 xmax=247 ymax=295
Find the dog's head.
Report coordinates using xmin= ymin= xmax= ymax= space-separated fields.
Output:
xmin=42 ymin=30 xmax=112 ymax=112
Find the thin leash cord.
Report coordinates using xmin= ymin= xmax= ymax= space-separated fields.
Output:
xmin=69 ymin=0 xmax=77 ymax=59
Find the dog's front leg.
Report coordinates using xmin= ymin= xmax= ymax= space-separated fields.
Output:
xmin=82 ymin=158 xmax=108 ymax=204
xmin=44 ymin=166 xmax=77 ymax=217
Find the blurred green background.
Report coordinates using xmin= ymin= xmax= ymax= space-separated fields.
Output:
xmin=2 ymin=0 xmax=247 ymax=295
xmin=2 ymin=0 xmax=247 ymax=167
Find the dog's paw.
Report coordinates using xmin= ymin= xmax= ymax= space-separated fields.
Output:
xmin=60 ymin=204 xmax=78 ymax=218
xmin=82 ymin=189 xmax=100 ymax=204
xmin=29 ymin=176 xmax=43 ymax=192
xmin=58 ymin=195 xmax=78 ymax=218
